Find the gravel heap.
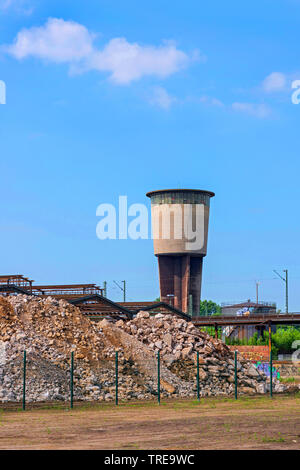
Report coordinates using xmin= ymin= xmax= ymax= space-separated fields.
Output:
xmin=0 ymin=296 xmax=284 ymax=403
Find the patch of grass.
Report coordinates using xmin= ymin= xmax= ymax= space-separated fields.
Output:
xmin=261 ymin=432 xmax=285 ymax=443
xmin=119 ymin=400 xmax=167 ymax=410
xmin=120 ymin=442 xmax=140 ymax=449
xmin=223 ymin=423 xmax=231 ymax=432
xmin=279 ymin=377 xmax=295 ymax=383
xmin=0 ymin=394 xmax=299 ymax=416
xmin=172 ymin=400 xmax=201 ymax=410
xmin=37 ymin=403 xmax=67 ymax=411
xmin=221 ymin=398 xmax=237 ymax=403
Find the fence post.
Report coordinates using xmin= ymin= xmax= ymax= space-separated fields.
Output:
xmin=234 ymin=350 xmax=238 ymax=400
xmin=197 ymin=352 xmax=200 ymax=402
xmin=70 ymin=351 xmax=74 ymax=409
xmin=115 ymin=351 xmax=118 ymax=406
xmin=22 ymin=350 xmax=26 ymax=411
xmin=270 ymin=349 xmax=273 ymax=398
xmin=268 ymin=323 xmax=272 ymax=358
xmin=157 ymin=351 xmax=160 ymax=405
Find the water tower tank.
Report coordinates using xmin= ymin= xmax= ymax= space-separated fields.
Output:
xmin=146 ymin=189 xmax=215 ymax=315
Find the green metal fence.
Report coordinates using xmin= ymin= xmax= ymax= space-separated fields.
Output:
xmin=1 ymin=348 xmax=280 ymax=411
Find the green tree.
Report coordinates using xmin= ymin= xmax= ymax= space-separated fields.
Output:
xmin=272 ymin=326 xmax=300 ymax=355
xmin=199 ymin=300 xmax=222 ymax=316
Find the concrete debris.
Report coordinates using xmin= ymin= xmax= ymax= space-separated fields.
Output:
xmin=0 ymin=296 xmax=288 ymax=403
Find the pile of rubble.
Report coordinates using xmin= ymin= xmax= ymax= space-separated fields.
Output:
xmin=0 ymin=296 xmax=154 ymax=403
xmin=0 ymin=295 xmax=285 ymax=403
xmin=115 ymin=312 xmax=282 ymax=395
xmin=116 ymin=311 xmax=231 ymax=361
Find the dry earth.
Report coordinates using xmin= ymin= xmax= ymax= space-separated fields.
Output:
xmin=0 ymin=395 xmax=299 ymax=450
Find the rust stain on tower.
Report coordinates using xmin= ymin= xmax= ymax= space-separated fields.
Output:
xmin=146 ymin=189 xmax=215 ymax=316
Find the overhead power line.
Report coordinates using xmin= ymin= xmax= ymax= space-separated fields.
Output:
xmin=113 ymin=280 xmax=126 ymax=302
xmin=273 ymin=270 xmax=288 ymax=314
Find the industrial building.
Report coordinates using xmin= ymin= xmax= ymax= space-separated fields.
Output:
xmin=146 ymin=188 xmax=215 ymax=315
xmin=221 ymin=301 xmax=277 ymax=341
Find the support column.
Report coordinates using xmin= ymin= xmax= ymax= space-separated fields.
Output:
xmin=215 ymin=324 xmax=218 ymax=339
xmin=181 ymin=255 xmax=190 ymax=313
xmin=157 ymin=254 xmax=203 ymax=314
xmin=158 ymin=256 xmax=174 ymax=304
xmin=174 ymin=256 xmax=182 ymax=310
xmin=190 ymin=257 xmax=203 ymax=316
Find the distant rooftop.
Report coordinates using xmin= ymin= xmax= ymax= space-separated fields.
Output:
xmin=221 ymin=301 xmax=276 ymax=308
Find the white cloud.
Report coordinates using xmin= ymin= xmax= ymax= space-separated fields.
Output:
xmin=4 ymin=18 xmax=194 ymax=85
xmin=6 ymin=18 xmax=94 ymax=62
xmin=88 ymin=38 xmax=189 ymax=84
xmin=150 ymin=86 xmax=177 ymax=110
xmin=232 ymin=102 xmax=272 ymax=119
xmin=262 ymin=72 xmax=287 ymax=93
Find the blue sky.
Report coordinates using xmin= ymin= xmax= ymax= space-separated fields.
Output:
xmin=0 ymin=0 xmax=300 ymax=310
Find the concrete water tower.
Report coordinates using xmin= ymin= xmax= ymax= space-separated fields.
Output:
xmin=146 ymin=189 xmax=215 ymax=315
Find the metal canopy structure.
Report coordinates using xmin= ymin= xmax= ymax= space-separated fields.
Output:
xmin=0 ymin=275 xmax=104 ymax=300
xmin=0 ymin=275 xmax=191 ymax=321
xmin=0 ymin=275 xmax=34 ymax=285
xmin=31 ymin=284 xmax=104 ymax=300
xmin=69 ymin=294 xmax=134 ymax=320
xmin=120 ymin=301 xmax=192 ymax=321
xmin=0 ymin=275 xmax=34 ymax=293
xmin=69 ymin=297 xmax=192 ymax=321
xmin=0 ymin=284 xmax=36 ymax=296
xmin=1 ymin=274 xmax=299 ymax=327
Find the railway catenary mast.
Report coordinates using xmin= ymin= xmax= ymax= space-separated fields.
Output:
xmin=146 ymin=189 xmax=215 ymax=316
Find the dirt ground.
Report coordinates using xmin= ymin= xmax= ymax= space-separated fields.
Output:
xmin=0 ymin=394 xmax=299 ymax=450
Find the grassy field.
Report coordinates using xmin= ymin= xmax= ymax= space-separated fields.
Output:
xmin=0 ymin=394 xmax=299 ymax=450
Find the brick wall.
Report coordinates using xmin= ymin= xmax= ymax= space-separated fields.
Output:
xmin=228 ymin=345 xmax=269 ymax=361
